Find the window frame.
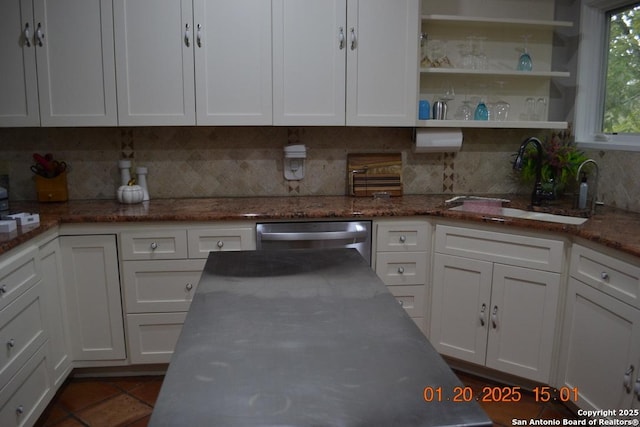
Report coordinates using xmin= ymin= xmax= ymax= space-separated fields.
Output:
xmin=575 ymin=0 xmax=640 ymax=151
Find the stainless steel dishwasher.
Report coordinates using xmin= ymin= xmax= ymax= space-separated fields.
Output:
xmin=256 ymin=221 xmax=372 ymax=265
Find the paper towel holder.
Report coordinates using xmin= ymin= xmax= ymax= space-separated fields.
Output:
xmin=413 ymin=127 xmax=463 ymax=153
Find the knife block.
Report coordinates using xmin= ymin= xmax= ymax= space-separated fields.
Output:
xmin=35 ymin=171 xmax=68 ymax=202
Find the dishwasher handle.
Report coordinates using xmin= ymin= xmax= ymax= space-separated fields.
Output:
xmin=259 ymin=229 xmax=369 ymax=242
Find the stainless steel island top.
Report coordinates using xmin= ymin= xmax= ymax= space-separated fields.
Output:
xmin=149 ymin=248 xmax=491 ymax=427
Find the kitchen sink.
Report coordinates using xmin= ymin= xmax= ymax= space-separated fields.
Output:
xmin=448 ymin=205 xmax=588 ymax=225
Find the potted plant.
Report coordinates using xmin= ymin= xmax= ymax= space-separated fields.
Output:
xmin=515 ymin=129 xmax=588 ymax=197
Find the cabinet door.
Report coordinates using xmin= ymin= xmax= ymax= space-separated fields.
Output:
xmin=273 ymin=0 xmax=347 ymax=125
xmin=430 ymin=253 xmax=492 ymax=365
xmin=39 ymin=238 xmax=72 ymax=389
xmin=34 ymin=0 xmax=117 ymax=126
xmin=0 ymin=0 xmax=39 ymax=126
xmin=345 ymin=0 xmax=419 ymax=126
xmin=194 ymin=0 xmax=272 ymax=125
xmin=60 ymin=235 xmax=125 ymax=361
xmin=486 ymin=264 xmax=560 ymax=383
xmin=114 ymin=0 xmax=195 ymax=125
xmin=558 ymin=278 xmax=640 ymax=411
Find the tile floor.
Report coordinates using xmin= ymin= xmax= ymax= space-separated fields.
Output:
xmin=35 ymin=370 xmax=578 ymax=427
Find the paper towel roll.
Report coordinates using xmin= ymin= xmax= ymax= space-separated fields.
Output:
xmin=414 ymin=128 xmax=463 ymax=153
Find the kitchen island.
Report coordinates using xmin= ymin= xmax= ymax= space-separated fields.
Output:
xmin=149 ymin=248 xmax=491 ymax=427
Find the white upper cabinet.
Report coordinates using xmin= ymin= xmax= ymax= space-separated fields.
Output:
xmin=346 ymin=0 xmax=419 ymax=126
xmin=0 ymin=0 xmax=117 ymax=127
xmin=114 ymin=0 xmax=196 ymax=126
xmin=272 ymin=0 xmax=347 ymax=125
xmin=194 ymin=0 xmax=272 ymax=125
xmin=35 ymin=0 xmax=117 ymax=126
xmin=273 ymin=0 xmax=419 ymax=126
xmin=0 ymin=0 xmax=39 ymax=127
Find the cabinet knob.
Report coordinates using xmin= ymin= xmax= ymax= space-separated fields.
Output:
xmin=216 ymin=240 xmax=224 ymax=248
xmin=186 ymin=283 xmax=193 ymax=291
xmin=7 ymin=338 xmax=15 ymax=348
xmin=624 ymin=365 xmax=634 ymax=393
xmin=23 ymin=23 xmax=32 ymax=47
xmin=350 ymin=27 xmax=357 ymax=50
xmin=16 ymin=405 xmax=24 ymax=415
xmin=491 ymin=305 xmax=499 ymax=329
xmin=397 ymin=299 xmax=404 ymax=307
xmin=600 ymin=271 xmax=610 ymax=281
xmin=0 ymin=285 xmax=6 ymax=295
xmin=184 ymin=23 xmax=191 ymax=47
xmin=479 ymin=303 xmax=487 ymax=327
xmin=399 ymin=235 xmax=406 ymax=243
xmin=150 ymin=242 xmax=158 ymax=250
xmin=397 ymin=266 xmax=405 ymax=274
xmin=35 ymin=22 xmax=44 ymax=47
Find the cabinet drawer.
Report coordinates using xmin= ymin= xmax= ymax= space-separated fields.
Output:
xmin=127 ymin=312 xmax=187 ymax=364
xmin=387 ymin=285 xmax=426 ymax=318
xmin=0 ymin=283 xmax=47 ymax=389
xmin=435 ymin=225 xmax=564 ymax=273
xmin=376 ymin=221 xmax=430 ymax=252
xmin=187 ymin=226 xmax=255 ymax=258
xmin=120 ymin=229 xmax=188 ymax=260
xmin=571 ymin=244 xmax=640 ymax=309
xmin=376 ymin=252 xmax=427 ymax=286
xmin=0 ymin=343 xmax=52 ymax=427
xmin=122 ymin=260 xmax=206 ymax=313
xmin=0 ymin=246 xmax=40 ymax=312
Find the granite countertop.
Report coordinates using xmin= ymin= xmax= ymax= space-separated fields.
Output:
xmin=1 ymin=195 xmax=639 ymax=259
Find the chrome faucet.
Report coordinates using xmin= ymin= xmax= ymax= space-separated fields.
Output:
xmin=513 ymin=137 xmax=553 ymax=206
xmin=576 ymin=159 xmax=601 ymax=216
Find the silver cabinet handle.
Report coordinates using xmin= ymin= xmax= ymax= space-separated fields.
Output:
xmin=338 ymin=26 xmax=345 ymax=49
xmin=196 ymin=24 xmax=202 ymax=47
xmin=7 ymin=338 xmax=15 ymax=348
xmin=186 ymin=283 xmax=193 ymax=291
xmin=601 ymin=271 xmax=610 ymax=281
xmin=491 ymin=305 xmax=499 ymax=329
xmin=0 ymin=285 xmax=6 ymax=295
xmin=635 ymin=376 xmax=640 ymax=398
xmin=184 ymin=23 xmax=191 ymax=46
xmin=479 ymin=303 xmax=486 ymax=326
xmin=399 ymin=235 xmax=406 ymax=243
xmin=350 ymin=27 xmax=357 ymax=50
xmin=35 ymin=22 xmax=44 ymax=47
xmin=624 ymin=365 xmax=634 ymax=393
xmin=260 ymin=230 xmax=368 ymax=242
xmin=216 ymin=240 xmax=224 ymax=248
xmin=16 ymin=405 xmax=24 ymax=415
xmin=23 ymin=23 xmax=32 ymax=47
xmin=397 ymin=266 xmax=404 ymax=274
xmin=150 ymin=242 xmax=158 ymax=250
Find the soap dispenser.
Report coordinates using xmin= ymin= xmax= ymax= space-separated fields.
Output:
xmin=578 ymin=172 xmax=588 ymax=209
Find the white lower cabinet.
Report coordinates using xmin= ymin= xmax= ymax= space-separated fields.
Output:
xmin=430 ymin=225 xmax=563 ymax=383
xmin=557 ymin=243 xmax=640 ymax=412
xmin=60 ymin=235 xmax=126 ymax=362
xmin=120 ymin=223 xmax=255 ymax=364
xmin=39 ymin=238 xmax=71 ymax=388
xmin=0 ymin=343 xmax=52 ymax=427
xmin=374 ymin=219 xmax=430 ymax=334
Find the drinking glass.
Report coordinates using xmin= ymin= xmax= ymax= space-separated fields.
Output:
xmin=493 ymin=81 xmax=510 ymax=121
xmin=517 ymin=35 xmax=533 ymax=72
xmin=456 ymin=100 xmax=474 ymax=120
xmin=474 ymin=99 xmax=489 ymax=121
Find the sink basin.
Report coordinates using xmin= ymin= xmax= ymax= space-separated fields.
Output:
xmin=449 ymin=205 xmax=588 ymax=225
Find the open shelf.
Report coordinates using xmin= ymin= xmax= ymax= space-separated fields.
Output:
xmin=417 ymin=119 xmax=569 ymax=130
xmin=420 ymin=68 xmax=570 ymax=78
xmin=421 ymin=14 xmax=573 ymax=29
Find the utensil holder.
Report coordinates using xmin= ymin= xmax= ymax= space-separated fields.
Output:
xmin=35 ymin=171 xmax=68 ymax=202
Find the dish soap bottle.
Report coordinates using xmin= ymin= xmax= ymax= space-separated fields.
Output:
xmin=578 ymin=172 xmax=588 ymax=209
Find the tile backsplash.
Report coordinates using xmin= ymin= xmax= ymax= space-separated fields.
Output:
xmin=0 ymin=126 xmax=638 ymax=213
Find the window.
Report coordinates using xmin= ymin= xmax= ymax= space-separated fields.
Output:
xmin=575 ymin=0 xmax=640 ymax=150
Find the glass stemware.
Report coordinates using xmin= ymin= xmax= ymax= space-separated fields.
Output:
xmin=474 ymin=98 xmax=489 ymax=121
xmin=494 ymin=81 xmax=510 ymax=121
xmin=517 ymin=35 xmax=533 ymax=72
